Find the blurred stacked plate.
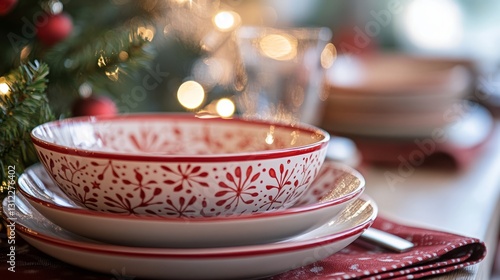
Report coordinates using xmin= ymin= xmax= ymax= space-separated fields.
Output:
xmin=320 ymin=53 xmax=495 ymax=167
xmin=322 ymin=53 xmax=475 ymax=138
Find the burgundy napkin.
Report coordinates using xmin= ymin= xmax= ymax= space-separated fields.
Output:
xmin=269 ymin=216 xmax=487 ymax=280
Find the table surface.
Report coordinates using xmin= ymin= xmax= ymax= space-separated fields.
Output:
xmin=362 ymin=122 xmax=500 ymax=279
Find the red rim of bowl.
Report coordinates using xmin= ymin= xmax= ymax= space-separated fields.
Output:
xmin=18 ymin=161 xmax=365 ymax=222
xmin=30 ymin=113 xmax=330 ymax=162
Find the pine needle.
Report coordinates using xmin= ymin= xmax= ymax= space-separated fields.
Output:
xmin=0 ymin=61 xmax=54 ymax=193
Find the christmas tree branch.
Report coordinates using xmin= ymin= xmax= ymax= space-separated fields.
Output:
xmin=45 ymin=26 xmax=154 ymax=77
xmin=41 ymin=24 xmax=156 ymax=115
xmin=1 ymin=60 xmax=54 ymax=192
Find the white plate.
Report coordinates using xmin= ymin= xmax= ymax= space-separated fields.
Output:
xmin=18 ymin=161 xmax=365 ymax=248
xmin=2 ymin=193 xmax=377 ymax=280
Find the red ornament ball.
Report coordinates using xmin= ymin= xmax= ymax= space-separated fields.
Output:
xmin=72 ymin=96 xmax=118 ymax=117
xmin=0 ymin=0 xmax=17 ymax=16
xmin=36 ymin=13 xmax=73 ymax=46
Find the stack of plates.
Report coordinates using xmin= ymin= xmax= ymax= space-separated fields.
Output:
xmin=3 ymin=161 xmax=377 ymax=279
xmin=320 ymin=53 xmax=495 ymax=166
xmin=322 ymin=53 xmax=475 ymax=139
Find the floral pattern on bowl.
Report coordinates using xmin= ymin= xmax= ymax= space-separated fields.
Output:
xmin=31 ymin=114 xmax=329 ymax=217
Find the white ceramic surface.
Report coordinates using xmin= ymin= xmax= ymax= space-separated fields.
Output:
xmin=2 ymin=193 xmax=377 ymax=280
xmin=18 ymin=161 xmax=364 ymax=248
xmin=30 ymin=114 xmax=329 ymax=217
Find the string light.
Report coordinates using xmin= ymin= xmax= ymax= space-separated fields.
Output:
xmin=215 ymin=98 xmax=235 ymax=117
xmin=0 ymin=77 xmax=10 ymax=95
xmin=177 ymin=80 xmax=205 ymax=109
xmin=213 ymin=11 xmax=239 ymax=32
xmin=0 ymin=77 xmax=10 ymax=113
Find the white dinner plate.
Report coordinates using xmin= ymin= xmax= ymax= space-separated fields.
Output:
xmin=2 ymin=193 xmax=377 ymax=280
xmin=18 ymin=161 xmax=364 ymax=248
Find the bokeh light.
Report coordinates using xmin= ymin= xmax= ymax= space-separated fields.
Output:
xmin=177 ymin=80 xmax=205 ymax=109
xmin=49 ymin=0 xmax=64 ymax=14
xmin=20 ymin=46 xmax=31 ymax=61
xmin=118 ymin=51 xmax=129 ymax=61
xmin=137 ymin=25 xmax=156 ymax=42
xmin=213 ymin=11 xmax=236 ymax=31
xmin=321 ymin=43 xmax=337 ymax=69
xmin=265 ymin=126 xmax=275 ymax=145
xmin=259 ymin=33 xmax=297 ymax=61
xmin=215 ymin=98 xmax=235 ymax=117
xmin=78 ymin=82 xmax=93 ymax=98
xmin=0 ymin=77 xmax=10 ymax=95
xmin=172 ymin=0 xmax=190 ymax=4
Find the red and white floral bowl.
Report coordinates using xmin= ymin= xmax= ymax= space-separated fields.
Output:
xmin=31 ymin=114 xmax=329 ymax=217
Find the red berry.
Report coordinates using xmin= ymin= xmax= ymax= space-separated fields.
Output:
xmin=36 ymin=13 xmax=73 ymax=46
xmin=72 ymin=96 xmax=118 ymax=117
xmin=0 ymin=0 xmax=17 ymax=16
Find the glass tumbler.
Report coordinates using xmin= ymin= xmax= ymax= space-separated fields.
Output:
xmin=235 ymin=26 xmax=333 ymax=125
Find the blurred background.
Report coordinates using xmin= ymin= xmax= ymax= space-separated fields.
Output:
xmin=3 ymin=0 xmax=500 ymax=116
